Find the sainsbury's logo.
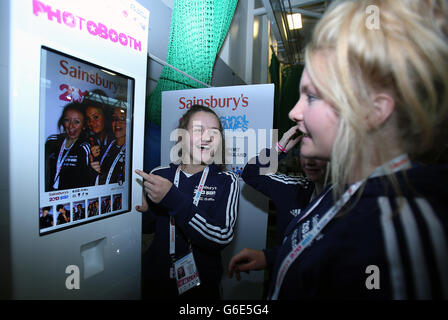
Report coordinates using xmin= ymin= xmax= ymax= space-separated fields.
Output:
xmin=178 ymin=94 xmax=249 ymax=111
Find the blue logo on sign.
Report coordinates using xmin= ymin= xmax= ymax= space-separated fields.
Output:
xmin=220 ymin=115 xmax=249 ymax=132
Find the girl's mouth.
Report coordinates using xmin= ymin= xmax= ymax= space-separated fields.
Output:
xmin=302 ymin=133 xmax=311 ymax=140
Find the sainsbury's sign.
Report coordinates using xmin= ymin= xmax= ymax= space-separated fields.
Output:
xmin=178 ymin=94 xmax=249 ymax=112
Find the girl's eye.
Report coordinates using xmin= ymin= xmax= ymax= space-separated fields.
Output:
xmin=307 ymin=93 xmax=318 ymax=103
xmin=64 ymin=118 xmax=82 ymax=125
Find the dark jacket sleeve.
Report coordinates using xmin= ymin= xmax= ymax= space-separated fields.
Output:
xmin=141 ymin=196 xmax=158 ymax=234
xmin=159 ymin=171 xmax=240 ymax=253
xmin=242 ymin=148 xmax=300 ymax=203
xmin=263 ymin=246 xmax=279 ymax=269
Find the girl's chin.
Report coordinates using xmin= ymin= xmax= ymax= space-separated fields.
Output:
xmin=189 ymin=154 xmax=216 ymax=165
xmin=299 ymin=145 xmax=314 ymax=158
xmin=193 ymin=156 xmax=213 ymax=165
xmin=114 ymin=134 xmax=126 ymax=140
xmin=300 ymin=149 xmax=331 ymax=162
xmin=300 ymin=147 xmax=324 ymax=160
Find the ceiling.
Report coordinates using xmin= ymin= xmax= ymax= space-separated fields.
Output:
xmin=257 ymin=0 xmax=332 ymax=65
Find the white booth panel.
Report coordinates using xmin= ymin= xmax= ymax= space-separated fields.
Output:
xmin=3 ymin=0 xmax=149 ymax=299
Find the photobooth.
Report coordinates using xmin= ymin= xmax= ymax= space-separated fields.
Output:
xmin=1 ymin=0 xmax=149 ymax=298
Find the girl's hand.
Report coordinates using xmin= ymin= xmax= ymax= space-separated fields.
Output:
xmin=136 ymin=169 xmax=173 ymax=204
xmin=276 ymin=125 xmax=302 ymax=152
xmin=135 ymin=191 xmax=149 ymax=212
xmin=91 ymin=145 xmax=101 ymax=159
xmin=90 ymin=159 xmax=101 ymax=173
xmin=228 ymin=248 xmax=267 ymax=281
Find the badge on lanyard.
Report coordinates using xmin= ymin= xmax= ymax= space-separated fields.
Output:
xmin=169 ymin=165 xmax=209 ymax=294
xmin=174 ymin=252 xmax=201 ymax=295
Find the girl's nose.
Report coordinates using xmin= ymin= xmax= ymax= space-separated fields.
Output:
xmin=289 ymin=97 xmax=305 ymax=123
xmin=202 ymin=130 xmax=213 ymax=141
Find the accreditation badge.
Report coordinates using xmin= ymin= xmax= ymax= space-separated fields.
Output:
xmin=174 ymin=252 xmax=201 ymax=295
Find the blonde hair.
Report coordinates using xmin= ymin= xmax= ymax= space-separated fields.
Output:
xmin=305 ymin=0 xmax=448 ymax=198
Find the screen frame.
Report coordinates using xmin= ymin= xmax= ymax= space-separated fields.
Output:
xmin=38 ymin=45 xmax=135 ymax=236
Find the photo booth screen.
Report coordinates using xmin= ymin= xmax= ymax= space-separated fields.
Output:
xmin=38 ymin=46 xmax=134 ymax=235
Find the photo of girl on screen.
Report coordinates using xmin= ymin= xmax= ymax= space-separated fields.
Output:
xmin=45 ymin=102 xmax=93 ymax=191
xmin=89 ymin=106 xmax=127 ymax=185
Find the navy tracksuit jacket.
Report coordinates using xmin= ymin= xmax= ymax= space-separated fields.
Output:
xmin=241 ymin=148 xmax=315 ymax=246
xmin=142 ymin=163 xmax=239 ymax=294
xmin=268 ymin=163 xmax=448 ymax=299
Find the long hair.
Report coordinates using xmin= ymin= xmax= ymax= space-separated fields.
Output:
xmin=305 ymin=0 xmax=448 ymax=198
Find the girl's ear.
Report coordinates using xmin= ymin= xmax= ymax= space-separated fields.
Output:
xmin=367 ymin=92 xmax=396 ymax=129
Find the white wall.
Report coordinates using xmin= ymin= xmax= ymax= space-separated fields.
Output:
xmin=252 ymin=14 xmax=270 ymax=84
xmin=137 ymin=0 xmax=172 ymax=93
xmin=218 ymin=0 xmax=270 ymax=85
xmin=220 ymin=0 xmax=254 ymax=84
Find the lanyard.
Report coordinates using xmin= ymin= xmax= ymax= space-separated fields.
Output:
xmin=270 ymin=154 xmax=411 ymax=300
xmin=100 ymin=139 xmax=116 ymax=165
xmin=297 ymin=186 xmax=333 ymax=225
xmin=95 ymin=135 xmax=109 ymax=149
xmin=169 ymin=165 xmax=209 ymax=257
xmin=53 ymin=138 xmax=75 ymax=189
xmin=105 ymin=143 xmax=126 ymax=184
xmin=94 ymin=141 xmax=125 ymax=185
